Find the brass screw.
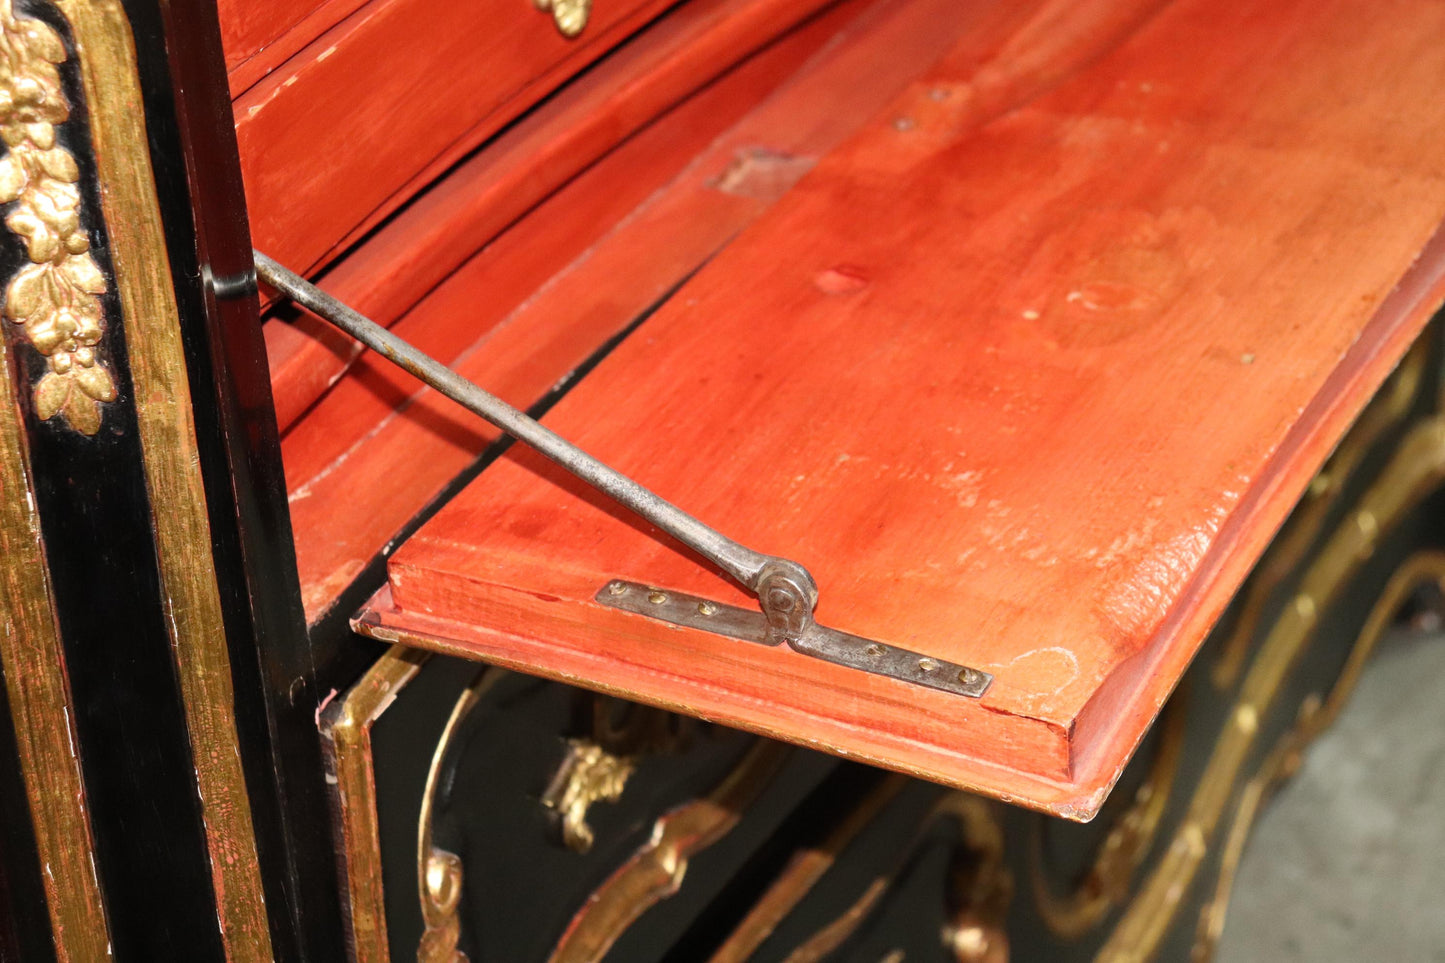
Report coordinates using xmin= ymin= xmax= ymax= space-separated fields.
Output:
xmin=958 ymin=667 xmax=982 ymax=687
xmin=648 ymin=591 xmax=668 ymax=605
xmin=865 ymin=643 xmax=886 ymax=657
xmin=607 ymin=582 xmax=628 ymax=596
xmin=918 ymin=658 xmax=939 ymax=672
xmin=697 ymin=602 xmax=716 ymax=616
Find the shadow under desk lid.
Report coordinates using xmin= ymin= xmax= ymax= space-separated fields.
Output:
xmin=352 ymin=0 xmax=1445 ymax=818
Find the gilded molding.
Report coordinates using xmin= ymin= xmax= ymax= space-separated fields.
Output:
xmin=1211 ymin=340 xmax=1426 ymax=688
xmin=938 ymin=795 xmax=1012 ymax=963
xmin=1099 ymin=418 xmax=1445 ymax=962
xmin=38 ymin=0 xmax=276 ymax=953
xmin=548 ymin=740 xmax=790 ymax=963
xmin=708 ymin=776 xmax=906 ymax=963
xmin=781 ymin=878 xmax=890 ymax=963
xmin=1031 ymin=696 xmax=1187 ymax=939
xmin=1191 ymin=551 xmax=1445 ymax=962
xmin=322 ymin=645 xmax=430 ymax=963
xmin=777 ymin=794 xmax=1012 ymax=963
xmin=0 ymin=0 xmax=113 ymax=435
xmin=416 ymin=669 xmax=497 ymax=963
xmin=0 ymin=75 xmax=110 ymax=963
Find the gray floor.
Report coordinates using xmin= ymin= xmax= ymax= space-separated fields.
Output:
xmin=1217 ymin=627 xmax=1445 ymax=962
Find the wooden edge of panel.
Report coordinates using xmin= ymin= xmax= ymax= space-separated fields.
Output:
xmin=352 ymin=591 xmax=1089 ymax=819
xmin=1071 ymin=223 xmax=1445 ymax=811
xmin=354 ymin=312 xmax=1445 ymax=822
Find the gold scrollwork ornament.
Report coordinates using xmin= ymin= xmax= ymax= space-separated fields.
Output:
xmin=420 ymin=847 xmax=468 ymax=963
xmin=0 ymin=2 xmax=114 ymax=435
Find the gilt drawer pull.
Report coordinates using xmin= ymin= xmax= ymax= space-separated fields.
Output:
xmin=535 ymin=0 xmax=593 ymax=38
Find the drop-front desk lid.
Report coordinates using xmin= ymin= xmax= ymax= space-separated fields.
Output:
xmin=353 ymin=0 xmax=1445 ymax=819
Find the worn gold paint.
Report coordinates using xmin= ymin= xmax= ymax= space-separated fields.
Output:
xmin=708 ymin=776 xmax=907 ymax=963
xmin=533 ymin=0 xmax=592 ymax=37
xmin=779 ymin=794 xmax=1012 ymax=963
xmin=416 ymin=668 xmax=497 ymax=963
xmin=940 ymin=796 xmax=1012 ymax=963
xmin=323 ymin=646 xmax=429 ymax=963
xmin=1212 ymin=340 xmax=1427 ymax=688
xmin=43 ymin=0 xmax=274 ymax=955
xmin=1098 ymin=418 xmax=1445 ymax=962
xmin=0 ymin=118 xmax=110 ymax=963
xmin=548 ymin=740 xmax=789 ymax=963
xmin=1190 ymin=552 xmax=1445 ymax=963
xmin=0 ymin=0 xmax=114 ymax=435
xmin=781 ymin=878 xmax=890 ymax=963
xmin=1032 ymin=697 xmax=1188 ymax=939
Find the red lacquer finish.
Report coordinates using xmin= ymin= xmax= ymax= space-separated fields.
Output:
xmin=217 ymin=0 xmax=368 ymax=96
xmin=281 ymin=0 xmax=977 ymax=623
xmin=232 ymin=0 xmax=675 ymax=280
xmin=261 ymin=0 xmax=853 ymax=433
xmin=362 ymin=0 xmax=1445 ymax=816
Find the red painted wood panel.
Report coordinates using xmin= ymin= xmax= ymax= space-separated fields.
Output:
xmin=262 ymin=0 xmax=846 ymax=433
xmin=233 ymin=0 xmax=674 ymax=281
xmin=281 ymin=0 xmax=968 ymax=623
xmin=364 ymin=0 xmax=1445 ymax=816
xmin=217 ymin=0 xmax=368 ymax=96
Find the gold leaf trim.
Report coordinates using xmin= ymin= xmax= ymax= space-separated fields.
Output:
xmin=322 ymin=645 xmax=431 ymax=963
xmin=49 ymin=0 xmax=276 ymax=954
xmin=0 ymin=1 xmax=113 ymax=435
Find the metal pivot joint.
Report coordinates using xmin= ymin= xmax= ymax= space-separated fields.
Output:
xmin=255 ymin=251 xmax=992 ymax=699
xmin=756 ymin=559 xmax=817 ymax=644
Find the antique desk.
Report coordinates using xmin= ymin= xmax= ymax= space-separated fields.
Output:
xmin=1 ymin=0 xmax=1444 ymax=960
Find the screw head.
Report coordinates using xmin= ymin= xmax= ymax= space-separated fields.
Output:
xmin=648 ymin=591 xmax=668 ymax=605
xmin=958 ymin=667 xmax=982 ymax=687
xmin=607 ymin=582 xmax=628 ymax=596
xmin=865 ymin=643 xmax=886 ymax=657
xmin=918 ymin=658 xmax=939 ymax=672
xmin=697 ymin=601 xmax=716 ymax=616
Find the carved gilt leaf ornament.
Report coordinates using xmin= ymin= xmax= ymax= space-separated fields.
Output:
xmin=0 ymin=2 xmax=114 ymax=435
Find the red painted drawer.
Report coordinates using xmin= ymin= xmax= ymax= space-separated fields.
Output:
xmin=227 ymin=0 xmax=676 ymax=277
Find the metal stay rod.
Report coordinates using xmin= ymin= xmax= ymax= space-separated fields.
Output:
xmin=254 ymin=251 xmax=818 ymax=630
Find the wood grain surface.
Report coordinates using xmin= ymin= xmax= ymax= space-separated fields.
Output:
xmin=260 ymin=0 xmax=849 ymax=433
xmin=281 ymin=0 xmax=971 ymax=623
xmin=231 ymin=0 xmax=673 ymax=279
xmin=363 ymin=0 xmax=1445 ymax=815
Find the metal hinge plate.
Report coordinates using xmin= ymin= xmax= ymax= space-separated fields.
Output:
xmin=596 ymin=580 xmax=994 ymax=698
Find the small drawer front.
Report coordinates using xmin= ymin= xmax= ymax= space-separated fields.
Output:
xmin=231 ymin=0 xmax=673 ymax=279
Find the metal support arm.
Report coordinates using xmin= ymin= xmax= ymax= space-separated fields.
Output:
xmin=254 ymin=251 xmax=989 ymax=698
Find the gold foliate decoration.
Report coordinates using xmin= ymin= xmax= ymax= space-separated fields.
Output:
xmin=542 ymin=739 xmax=636 ymax=853
xmin=0 ymin=3 xmax=113 ymax=435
